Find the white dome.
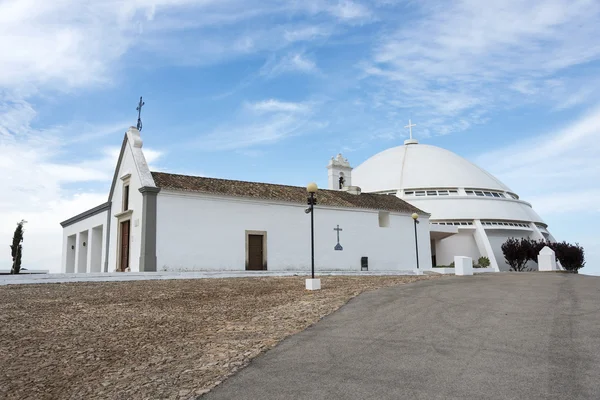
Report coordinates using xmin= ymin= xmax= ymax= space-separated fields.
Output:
xmin=353 ymin=143 xmax=513 ymax=193
xmin=343 ymin=140 xmax=554 ymax=272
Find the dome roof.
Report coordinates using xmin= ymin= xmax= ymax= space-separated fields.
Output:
xmin=352 ymin=143 xmax=513 ymax=193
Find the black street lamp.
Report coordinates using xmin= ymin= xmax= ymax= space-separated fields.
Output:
xmin=411 ymin=213 xmax=420 ymax=269
xmin=306 ymin=182 xmax=318 ymax=279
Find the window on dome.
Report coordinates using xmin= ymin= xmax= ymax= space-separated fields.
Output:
xmin=484 ymin=192 xmax=494 ymax=197
xmin=465 ymin=190 xmax=475 ymax=195
xmin=492 ymin=193 xmax=501 ymax=198
xmin=427 ymin=191 xmax=437 ymax=196
xmin=438 ymin=190 xmax=449 ymax=195
xmin=404 ymin=191 xmax=414 ymax=196
xmin=415 ymin=191 xmax=426 ymax=196
xmin=449 ymin=190 xmax=458 ymax=195
xmin=474 ymin=191 xmax=484 ymax=196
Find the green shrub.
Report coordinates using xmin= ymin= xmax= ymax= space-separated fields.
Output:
xmin=474 ymin=256 xmax=490 ymax=268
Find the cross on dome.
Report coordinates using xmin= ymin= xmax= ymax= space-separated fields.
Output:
xmin=404 ymin=119 xmax=416 ymax=140
xmin=404 ymin=119 xmax=419 ymax=145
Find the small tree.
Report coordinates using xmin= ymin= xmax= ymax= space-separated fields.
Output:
xmin=501 ymin=237 xmax=531 ymax=271
xmin=526 ymin=238 xmax=547 ymax=264
xmin=548 ymin=241 xmax=585 ymax=273
xmin=10 ymin=220 xmax=27 ymax=274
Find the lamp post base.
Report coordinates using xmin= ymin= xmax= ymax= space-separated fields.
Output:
xmin=305 ymin=278 xmax=321 ymax=291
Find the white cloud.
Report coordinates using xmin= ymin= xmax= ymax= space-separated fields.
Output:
xmin=363 ymin=0 xmax=600 ymax=135
xmin=283 ymin=25 xmax=332 ymax=42
xmin=260 ymin=52 xmax=319 ymax=77
xmin=190 ymin=98 xmax=325 ymax=151
xmin=329 ymin=0 xmax=372 ymax=20
xmin=246 ymin=99 xmax=310 ymax=113
xmin=475 ymin=104 xmax=600 ymax=213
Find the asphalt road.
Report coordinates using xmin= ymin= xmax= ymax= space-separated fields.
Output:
xmin=202 ymin=273 xmax=600 ymax=400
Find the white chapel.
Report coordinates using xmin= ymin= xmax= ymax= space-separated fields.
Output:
xmin=60 ymin=125 xmax=554 ymax=274
xmin=60 ymin=127 xmax=432 ymax=274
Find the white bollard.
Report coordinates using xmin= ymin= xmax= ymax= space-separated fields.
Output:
xmin=538 ymin=246 xmax=557 ymax=271
xmin=454 ymin=256 xmax=473 ymax=276
xmin=305 ymin=278 xmax=321 ymax=290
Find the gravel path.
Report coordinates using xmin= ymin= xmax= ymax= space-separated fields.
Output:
xmin=0 ymin=275 xmax=437 ymax=399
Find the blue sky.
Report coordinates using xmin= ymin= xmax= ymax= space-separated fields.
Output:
xmin=0 ymin=0 xmax=598 ymax=274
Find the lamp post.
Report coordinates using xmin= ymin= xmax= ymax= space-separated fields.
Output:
xmin=305 ymin=182 xmax=320 ymax=290
xmin=412 ymin=213 xmax=420 ymax=269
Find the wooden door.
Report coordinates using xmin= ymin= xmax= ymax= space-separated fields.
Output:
xmin=120 ymin=220 xmax=130 ymax=272
xmin=247 ymin=235 xmax=264 ymax=270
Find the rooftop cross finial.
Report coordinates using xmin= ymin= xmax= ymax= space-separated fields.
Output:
xmin=136 ymin=96 xmax=145 ymax=131
xmin=404 ymin=119 xmax=416 ymax=140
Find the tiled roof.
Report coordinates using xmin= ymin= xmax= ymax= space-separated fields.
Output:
xmin=151 ymin=172 xmax=425 ymax=214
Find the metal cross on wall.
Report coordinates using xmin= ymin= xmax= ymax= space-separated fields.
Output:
xmin=334 ymin=225 xmax=343 ymax=251
xmin=136 ymin=96 xmax=145 ymax=131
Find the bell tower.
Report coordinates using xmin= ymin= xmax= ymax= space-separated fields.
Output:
xmin=327 ymin=154 xmax=353 ymax=190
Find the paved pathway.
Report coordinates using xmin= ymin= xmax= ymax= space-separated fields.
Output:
xmin=203 ymin=273 xmax=600 ymax=400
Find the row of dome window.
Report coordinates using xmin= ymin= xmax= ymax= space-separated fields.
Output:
xmin=465 ymin=190 xmax=519 ymax=199
xmin=432 ymin=221 xmax=473 ymax=226
xmin=432 ymin=221 xmax=530 ymax=228
xmin=403 ymin=189 xmax=459 ymax=196
xmin=482 ymin=221 xmax=530 ymax=228
xmin=401 ymin=189 xmax=519 ymax=199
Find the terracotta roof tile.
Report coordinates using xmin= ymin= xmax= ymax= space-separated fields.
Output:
xmin=151 ymin=172 xmax=425 ymax=214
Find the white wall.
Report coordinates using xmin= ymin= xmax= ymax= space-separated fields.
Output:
xmin=61 ymin=211 xmax=108 ymax=273
xmin=156 ymin=192 xmax=431 ymax=272
xmin=435 ymin=229 xmax=481 ymax=266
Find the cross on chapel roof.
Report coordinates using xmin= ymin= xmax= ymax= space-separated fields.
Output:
xmin=136 ymin=96 xmax=145 ymax=131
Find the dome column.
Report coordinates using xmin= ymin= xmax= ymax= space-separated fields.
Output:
xmin=473 ymin=220 xmax=500 ymax=271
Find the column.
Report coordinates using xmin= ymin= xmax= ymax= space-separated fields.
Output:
xmin=74 ymin=233 xmax=80 ymax=274
xmin=139 ymin=186 xmax=160 ymax=272
xmin=473 ymin=220 xmax=499 ymax=271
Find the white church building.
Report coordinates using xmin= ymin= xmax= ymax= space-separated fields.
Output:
xmin=60 ymin=127 xmax=432 ymax=274
xmin=60 ymin=125 xmax=555 ymax=274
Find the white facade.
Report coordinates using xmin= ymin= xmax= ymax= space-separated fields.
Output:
xmin=156 ymin=191 xmax=430 ymax=272
xmin=60 ymin=127 xmax=431 ymax=274
xmin=351 ymin=139 xmax=556 ymax=271
xmin=61 ymin=127 xmax=159 ymax=273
